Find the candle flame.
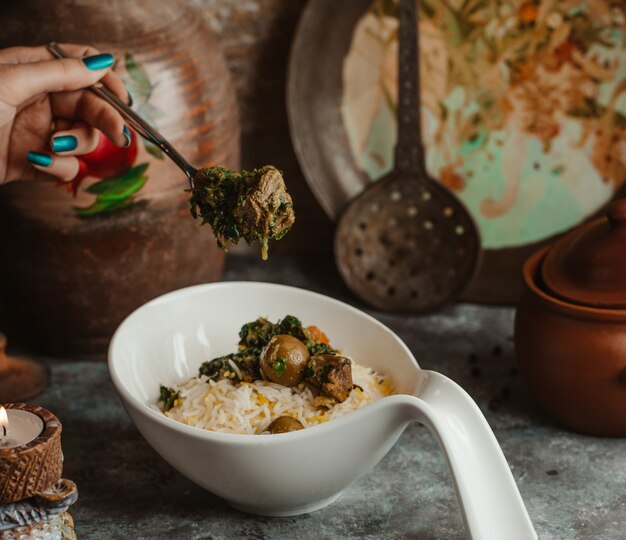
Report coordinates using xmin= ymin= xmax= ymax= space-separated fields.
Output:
xmin=0 ymin=407 xmax=7 ymax=437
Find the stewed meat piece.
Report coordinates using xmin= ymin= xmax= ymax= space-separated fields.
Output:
xmin=189 ymin=165 xmax=294 ymax=259
xmin=305 ymin=354 xmax=353 ymax=403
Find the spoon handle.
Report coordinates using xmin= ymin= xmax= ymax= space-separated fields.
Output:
xmin=47 ymin=43 xmax=197 ymax=183
xmin=406 ymin=371 xmax=537 ymax=540
xmin=395 ymin=0 xmax=425 ymax=175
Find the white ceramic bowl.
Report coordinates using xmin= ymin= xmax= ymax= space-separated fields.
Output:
xmin=109 ymin=282 xmax=536 ymax=539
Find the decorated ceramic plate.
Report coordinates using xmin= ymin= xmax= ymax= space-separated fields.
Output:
xmin=288 ymin=0 xmax=626 ymax=302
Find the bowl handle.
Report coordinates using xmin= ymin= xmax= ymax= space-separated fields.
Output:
xmin=405 ymin=370 xmax=536 ymax=540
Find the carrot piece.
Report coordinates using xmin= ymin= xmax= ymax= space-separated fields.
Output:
xmin=306 ymin=325 xmax=330 ymax=345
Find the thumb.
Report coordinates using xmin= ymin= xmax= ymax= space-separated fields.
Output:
xmin=0 ymin=53 xmax=115 ymax=107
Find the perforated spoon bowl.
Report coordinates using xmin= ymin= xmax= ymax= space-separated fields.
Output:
xmin=335 ymin=0 xmax=480 ymax=313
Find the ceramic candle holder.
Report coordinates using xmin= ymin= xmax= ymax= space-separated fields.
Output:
xmin=0 ymin=404 xmax=77 ymax=539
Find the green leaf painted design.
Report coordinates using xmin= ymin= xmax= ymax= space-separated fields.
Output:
xmin=125 ymin=52 xmax=152 ymax=103
xmin=137 ymin=99 xmax=164 ymax=158
xmin=137 ymin=102 xmax=162 ymax=122
xmin=76 ymin=163 xmax=149 ymax=217
xmin=64 ymin=53 xmax=164 ymax=216
xmin=96 ymin=176 xmax=147 ymax=202
xmin=144 ymin=140 xmax=164 ymax=159
xmin=74 ymin=198 xmax=134 ymax=217
xmin=86 ymin=164 xmax=149 ymax=198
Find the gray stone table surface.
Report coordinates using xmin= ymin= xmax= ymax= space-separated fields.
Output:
xmin=27 ymin=255 xmax=625 ymax=539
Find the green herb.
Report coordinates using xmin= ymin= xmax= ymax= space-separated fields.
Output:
xmin=307 ymin=342 xmax=334 ymax=356
xmin=195 ymin=315 xmax=338 ymax=385
xmin=305 ymin=362 xmax=315 ymax=379
xmin=159 ymin=385 xmax=179 ymax=412
xmin=237 ymin=315 xmax=319 ymax=354
xmin=189 ymin=165 xmax=295 ymax=260
xmin=278 ymin=315 xmax=308 ymax=342
xmin=198 ymin=349 xmax=260 ymax=382
xmin=272 ymin=357 xmax=287 ymax=375
xmin=239 ymin=317 xmax=276 ymax=352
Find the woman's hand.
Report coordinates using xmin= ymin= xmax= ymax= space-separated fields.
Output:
xmin=0 ymin=44 xmax=130 ymax=185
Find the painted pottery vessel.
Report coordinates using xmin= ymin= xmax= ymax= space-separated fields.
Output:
xmin=515 ymin=201 xmax=626 ymax=437
xmin=0 ymin=0 xmax=240 ymax=357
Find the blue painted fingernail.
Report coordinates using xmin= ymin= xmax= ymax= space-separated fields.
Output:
xmin=51 ymin=135 xmax=78 ymax=153
xmin=27 ymin=152 xmax=53 ymax=167
xmin=82 ymin=53 xmax=114 ymax=70
xmin=123 ymin=125 xmax=131 ymax=147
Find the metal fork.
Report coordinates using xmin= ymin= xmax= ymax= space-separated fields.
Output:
xmin=47 ymin=42 xmax=198 ymax=184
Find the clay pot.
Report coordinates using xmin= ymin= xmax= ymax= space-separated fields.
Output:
xmin=0 ymin=1 xmax=240 ymax=358
xmin=515 ymin=202 xmax=626 ymax=437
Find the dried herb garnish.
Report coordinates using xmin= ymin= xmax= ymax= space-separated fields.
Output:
xmin=159 ymin=385 xmax=180 ymax=412
xmin=189 ymin=165 xmax=295 ymax=259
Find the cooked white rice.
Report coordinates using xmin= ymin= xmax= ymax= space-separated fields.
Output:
xmin=156 ymin=362 xmax=393 ymax=435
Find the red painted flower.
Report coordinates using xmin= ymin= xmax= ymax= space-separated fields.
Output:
xmin=63 ymin=129 xmax=138 ymax=196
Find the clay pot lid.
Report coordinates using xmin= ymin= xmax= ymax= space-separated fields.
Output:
xmin=542 ymin=199 xmax=626 ymax=309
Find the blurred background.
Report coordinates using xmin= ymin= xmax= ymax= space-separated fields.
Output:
xmin=1 ymin=0 xmax=625 ymax=356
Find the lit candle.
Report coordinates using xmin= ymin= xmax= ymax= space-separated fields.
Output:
xmin=0 ymin=405 xmax=44 ymax=449
xmin=0 ymin=403 xmax=63 ymax=505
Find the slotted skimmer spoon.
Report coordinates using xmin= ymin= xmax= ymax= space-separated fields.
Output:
xmin=335 ymin=0 xmax=481 ymax=313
